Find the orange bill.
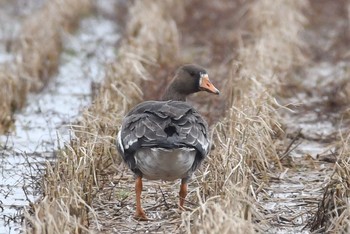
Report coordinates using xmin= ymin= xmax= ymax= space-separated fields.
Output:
xmin=199 ymin=74 xmax=220 ymax=95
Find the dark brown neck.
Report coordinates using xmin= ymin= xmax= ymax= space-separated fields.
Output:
xmin=161 ymin=84 xmax=187 ymax=101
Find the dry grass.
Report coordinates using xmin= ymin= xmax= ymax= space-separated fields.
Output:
xmin=0 ymin=0 xmax=91 ymax=133
xmin=285 ymin=2 xmax=350 ymax=232
xmin=304 ymin=0 xmax=350 ymax=222
xmin=23 ymin=0 xmax=308 ymax=233
xmin=24 ymin=0 xmax=181 ymax=233
xmin=180 ymin=1 xmax=308 ymax=232
xmin=307 ymin=134 xmax=350 ymax=233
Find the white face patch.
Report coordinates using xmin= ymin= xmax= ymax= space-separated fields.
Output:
xmin=199 ymin=73 xmax=209 ymax=88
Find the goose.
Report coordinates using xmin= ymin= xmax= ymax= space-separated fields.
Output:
xmin=117 ymin=64 xmax=219 ymax=220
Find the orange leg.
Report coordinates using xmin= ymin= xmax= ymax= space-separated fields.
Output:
xmin=179 ymin=180 xmax=188 ymax=209
xmin=134 ymin=176 xmax=148 ymax=221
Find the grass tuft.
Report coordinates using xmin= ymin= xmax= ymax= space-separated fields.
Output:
xmin=307 ymin=134 xmax=350 ymax=233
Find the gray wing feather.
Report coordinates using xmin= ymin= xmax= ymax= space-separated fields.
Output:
xmin=117 ymin=100 xmax=210 ymax=171
xmin=135 ymin=123 xmax=146 ymax=138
